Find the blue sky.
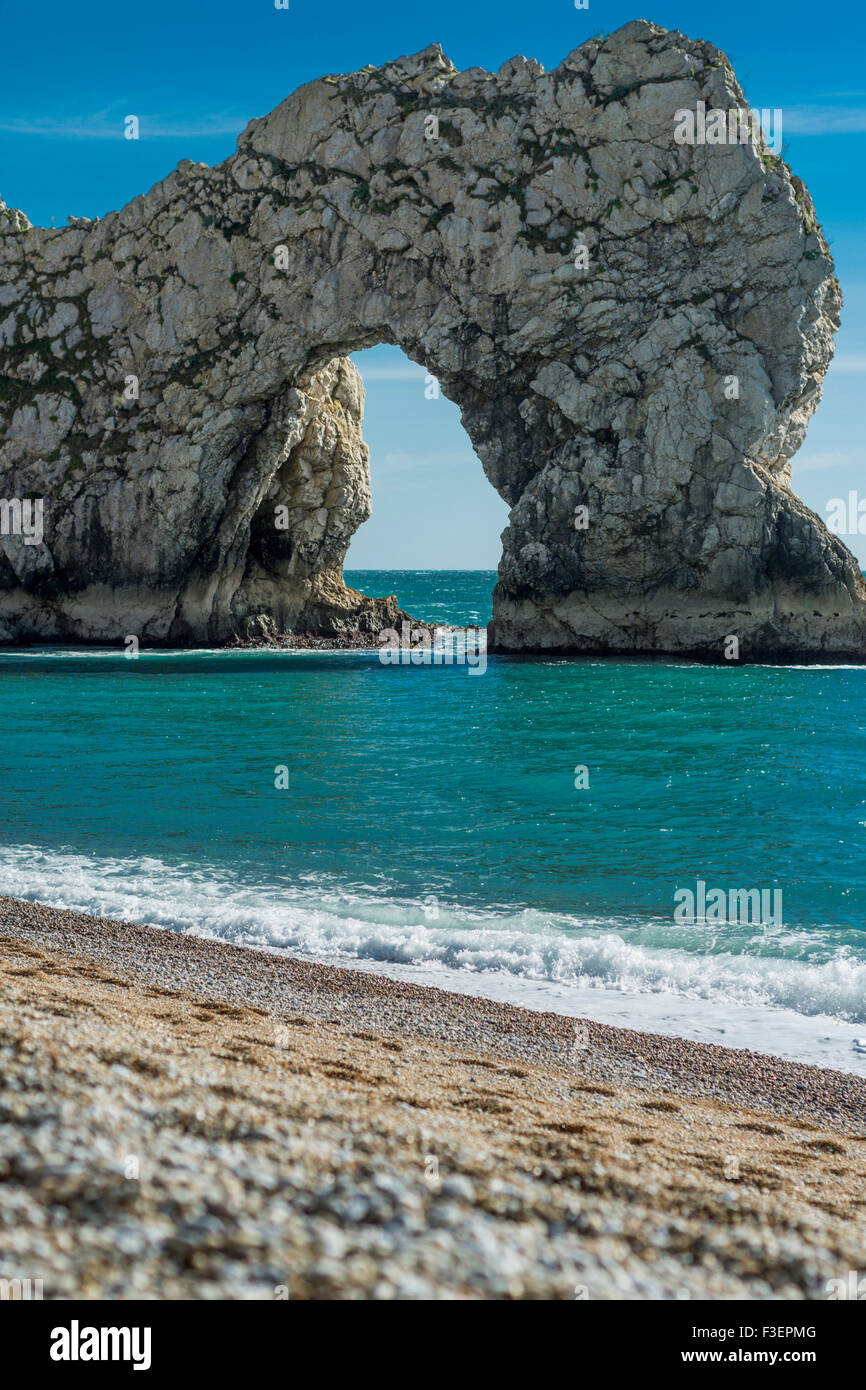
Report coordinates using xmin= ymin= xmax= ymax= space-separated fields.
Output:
xmin=2 ymin=1 xmax=865 ymax=567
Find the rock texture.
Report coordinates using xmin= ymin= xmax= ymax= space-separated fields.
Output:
xmin=0 ymin=19 xmax=862 ymax=656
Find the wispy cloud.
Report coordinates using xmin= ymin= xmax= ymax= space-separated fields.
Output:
xmin=0 ymin=111 xmax=245 ymax=140
xmin=357 ymin=365 xmax=428 ymax=382
xmin=783 ymin=105 xmax=866 ymax=135
xmin=795 ymin=449 xmax=866 ymax=472
xmin=830 ymin=354 xmax=866 ymax=372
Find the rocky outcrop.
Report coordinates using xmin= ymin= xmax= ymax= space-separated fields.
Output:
xmin=0 ymin=19 xmax=861 ymax=656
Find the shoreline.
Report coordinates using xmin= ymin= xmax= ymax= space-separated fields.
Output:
xmin=2 ymin=638 xmax=865 ymax=664
xmin=3 ymin=895 xmax=865 ymax=1130
xmin=2 ymin=894 xmax=865 ymax=1298
xmin=313 ymin=952 xmax=866 ymax=1079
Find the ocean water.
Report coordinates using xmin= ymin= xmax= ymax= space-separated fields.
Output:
xmin=344 ymin=569 xmax=496 ymax=627
xmin=2 ymin=569 xmax=866 ymax=1074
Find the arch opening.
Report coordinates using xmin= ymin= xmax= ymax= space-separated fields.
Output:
xmin=226 ymin=340 xmax=510 ymax=647
xmin=342 ymin=344 xmax=509 ymax=632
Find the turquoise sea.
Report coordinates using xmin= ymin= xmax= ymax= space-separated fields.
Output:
xmin=2 ymin=570 xmax=866 ymax=1072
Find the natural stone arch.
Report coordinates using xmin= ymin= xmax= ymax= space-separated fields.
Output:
xmin=0 ymin=19 xmax=863 ymax=657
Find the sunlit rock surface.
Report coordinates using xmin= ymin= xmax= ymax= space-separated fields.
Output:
xmin=0 ymin=20 xmax=859 ymax=656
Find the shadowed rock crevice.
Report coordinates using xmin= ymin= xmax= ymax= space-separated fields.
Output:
xmin=0 ymin=19 xmax=862 ymax=657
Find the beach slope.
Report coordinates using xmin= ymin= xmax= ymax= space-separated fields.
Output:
xmin=1 ymin=896 xmax=864 ymax=1300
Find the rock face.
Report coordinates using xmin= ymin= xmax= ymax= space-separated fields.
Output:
xmin=0 ymin=19 xmax=862 ymax=656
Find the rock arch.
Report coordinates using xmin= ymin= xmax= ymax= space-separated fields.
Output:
xmin=0 ymin=19 xmax=862 ymax=657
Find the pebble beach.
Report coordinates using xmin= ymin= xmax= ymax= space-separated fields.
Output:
xmin=1 ymin=895 xmax=865 ymax=1300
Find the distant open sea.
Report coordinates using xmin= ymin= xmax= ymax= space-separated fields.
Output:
xmin=2 ymin=569 xmax=866 ymax=1073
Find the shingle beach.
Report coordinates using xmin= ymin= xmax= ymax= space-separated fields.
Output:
xmin=1 ymin=895 xmax=864 ymax=1300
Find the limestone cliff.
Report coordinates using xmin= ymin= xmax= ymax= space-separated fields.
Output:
xmin=0 ymin=19 xmax=861 ymax=657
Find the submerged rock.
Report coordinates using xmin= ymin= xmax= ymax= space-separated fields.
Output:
xmin=0 ymin=20 xmax=860 ymax=657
